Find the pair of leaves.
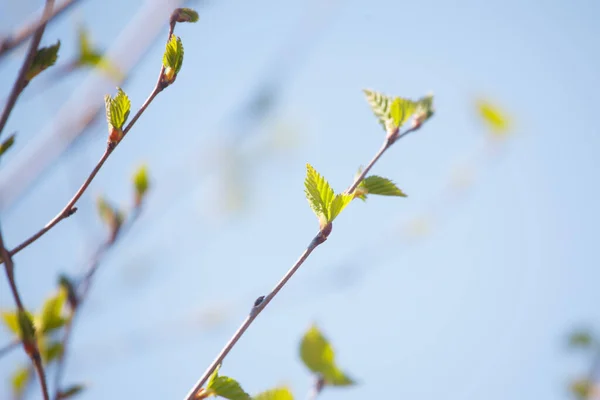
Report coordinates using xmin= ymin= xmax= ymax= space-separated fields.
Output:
xmin=25 ymin=41 xmax=60 ymax=83
xmin=299 ymin=325 xmax=354 ymax=387
xmin=363 ymin=90 xmax=434 ymax=134
xmin=304 ymin=164 xmax=352 ymax=228
xmin=203 ymin=365 xmax=251 ymax=400
xmin=163 ymin=35 xmax=184 ymax=82
xmin=104 ymin=87 xmax=131 ymax=132
xmin=354 ymin=173 xmax=406 ymax=201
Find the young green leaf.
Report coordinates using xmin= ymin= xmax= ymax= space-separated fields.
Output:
xmin=0 ymin=134 xmax=15 ymax=158
xmin=1 ymin=311 xmax=19 ymax=335
xmin=132 ymin=164 xmax=150 ymax=206
xmin=389 ymin=97 xmax=417 ymax=129
xmin=413 ymin=94 xmax=435 ymax=127
xmin=162 ymin=35 xmax=184 ymax=83
xmin=299 ymin=325 xmax=355 ymax=387
xmin=25 ymin=40 xmax=60 ymax=83
xmin=37 ymin=288 xmax=67 ymax=333
xmin=57 ymin=384 xmax=85 ymax=399
xmin=253 ymin=387 xmax=294 ymax=400
xmin=304 ymin=164 xmax=335 ymax=226
xmin=363 ymin=89 xmax=394 ymax=131
xmin=11 ymin=366 xmax=30 ymax=398
xmin=174 ymin=8 xmax=200 ymax=23
xmin=206 ymin=365 xmax=251 ymax=400
xmin=358 ymin=175 xmax=406 ymax=199
xmin=476 ymin=98 xmax=510 ymax=135
xmin=96 ymin=196 xmax=124 ymax=235
xmin=104 ymin=87 xmax=131 ymax=131
xmin=328 ymin=194 xmax=352 ymax=221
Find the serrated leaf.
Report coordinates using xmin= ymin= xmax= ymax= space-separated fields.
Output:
xmin=389 ymin=97 xmax=417 ymax=129
xmin=25 ymin=40 xmax=60 ymax=82
xmin=58 ymin=384 xmax=85 ymax=399
xmin=253 ymin=387 xmax=294 ymax=400
xmin=17 ymin=310 xmax=36 ymax=342
xmin=299 ymin=325 xmax=355 ymax=386
xmin=0 ymin=134 xmax=15 ymax=158
xmin=358 ymin=176 xmax=406 ymax=199
xmin=38 ymin=288 xmax=67 ymax=333
xmin=206 ymin=366 xmax=251 ymax=400
xmin=104 ymin=87 xmax=131 ymax=130
xmin=328 ymin=194 xmax=352 ymax=221
xmin=476 ymin=99 xmax=510 ymax=135
xmin=569 ymin=330 xmax=594 ymax=348
xmin=132 ymin=164 xmax=150 ymax=205
xmin=163 ymin=35 xmax=184 ymax=75
xmin=175 ymin=8 xmax=199 ymax=22
xmin=11 ymin=366 xmax=30 ymax=398
xmin=304 ymin=164 xmax=335 ymax=225
xmin=42 ymin=341 xmax=64 ymax=364
xmin=363 ymin=89 xmax=394 ymax=131
xmin=1 ymin=311 xmax=19 ymax=335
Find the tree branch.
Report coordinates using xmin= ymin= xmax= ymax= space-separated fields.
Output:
xmin=0 ymin=0 xmax=56 ymax=139
xmin=0 ymin=225 xmax=50 ymax=400
xmin=183 ymin=124 xmax=423 ymax=400
xmin=0 ymin=0 xmax=80 ymax=58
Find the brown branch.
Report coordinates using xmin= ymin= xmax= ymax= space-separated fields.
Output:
xmin=0 ymin=0 xmax=80 ymax=58
xmin=0 ymin=0 xmax=56 ymax=139
xmin=183 ymin=123 xmax=424 ymax=400
xmin=0 ymin=225 xmax=50 ymax=400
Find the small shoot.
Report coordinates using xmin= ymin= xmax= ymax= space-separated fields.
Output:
xmin=253 ymin=387 xmax=294 ymax=400
xmin=132 ymin=164 xmax=150 ymax=207
xmin=96 ymin=196 xmax=124 ymax=240
xmin=0 ymin=133 xmax=16 ymax=159
xmin=25 ymin=40 xmax=60 ymax=85
xmin=363 ymin=89 xmax=418 ymax=137
xmin=195 ymin=364 xmax=251 ymax=400
xmin=162 ymin=35 xmax=184 ymax=85
xmin=304 ymin=164 xmax=352 ymax=233
xmin=299 ymin=325 xmax=355 ymax=387
xmin=104 ymin=87 xmax=131 ymax=144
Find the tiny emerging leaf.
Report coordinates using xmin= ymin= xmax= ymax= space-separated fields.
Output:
xmin=206 ymin=365 xmax=251 ymax=400
xmin=162 ymin=35 xmax=184 ymax=83
xmin=253 ymin=387 xmax=294 ymax=400
xmin=174 ymin=8 xmax=199 ymax=23
xmin=0 ymin=134 xmax=16 ymax=158
xmin=104 ymin=87 xmax=131 ymax=132
xmin=37 ymin=287 xmax=67 ymax=333
xmin=25 ymin=40 xmax=60 ymax=83
xmin=132 ymin=164 xmax=150 ymax=206
xmin=96 ymin=196 xmax=124 ymax=236
xmin=476 ymin=98 xmax=511 ymax=136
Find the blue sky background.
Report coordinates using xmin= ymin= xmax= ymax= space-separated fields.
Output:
xmin=0 ymin=0 xmax=599 ymax=399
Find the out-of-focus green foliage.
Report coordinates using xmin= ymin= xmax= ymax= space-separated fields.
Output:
xmin=25 ymin=41 xmax=60 ymax=83
xmin=253 ymin=387 xmax=294 ymax=400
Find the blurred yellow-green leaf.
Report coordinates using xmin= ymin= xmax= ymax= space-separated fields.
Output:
xmin=25 ymin=40 xmax=60 ymax=83
xmin=1 ymin=311 xmax=19 ymax=335
xmin=206 ymin=365 xmax=251 ymax=400
xmin=132 ymin=164 xmax=150 ymax=206
xmin=77 ymin=27 xmax=122 ymax=80
xmin=253 ymin=387 xmax=294 ymax=400
xmin=476 ymin=99 xmax=511 ymax=136
xmin=37 ymin=287 xmax=67 ymax=333
xmin=0 ymin=134 xmax=16 ymax=158
xmin=569 ymin=330 xmax=594 ymax=348
xmin=11 ymin=366 xmax=30 ymax=399
xmin=570 ymin=378 xmax=592 ymax=399
xmin=57 ymin=384 xmax=85 ymax=399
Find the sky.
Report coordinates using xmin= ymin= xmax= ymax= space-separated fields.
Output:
xmin=0 ymin=0 xmax=599 ymax=399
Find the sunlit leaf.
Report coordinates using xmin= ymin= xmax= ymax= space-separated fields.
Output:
xmin=476 ymin=99 xmax=511 ymax=135
xmin=328 ymin=193 xmax=352 ymax=221
xmin=363 ymin=89 xmax=394 ymax=131
xmin=1 ymin=311 xmax=19 ymax=335
xmin=304 ymin=164 xmax=335 ymax=226
xmin=163 ymin=35 xmax=184 ymax=82
xmin=206 ymin=365 xmax=251 ymax=400
xmin=132 ymin=164 xmax=150 ymax=206
xmin=253 ymin=387 xmax=294 ymax=400
xmin=38 ymin=287 xmax=67 ymax=333
xmin=25 ymin=40 xmax=60 ymax=83
xmin=299 ymin=325 xmax=355 ymax=387
xmin=104 ymin=87 xmax=131 ymax=131
xmin=358 ymin=176 xmax=406 ymax=199
xmin=11 ymin=366 xmax=30 ymax=398
xmin=389 ymin=97 xmax=417 ymax=129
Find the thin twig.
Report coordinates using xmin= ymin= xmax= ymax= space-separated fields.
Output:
xmin=0 ymin=0 xmax=56 ymax=139
xmin=3 ymin=12 xmax=178 ymax=261
xmin=53 ymin=208 xmax=141 ymax=400
xmin=0 ymin=0 xmax=80 ymax=58
xmin=183 ymin=124 xmax=423 ymax=400
xmin=0 ymin=338 xmax=20 ymax=358
xmin=0 ymin=225 xmax=50 ymax=400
